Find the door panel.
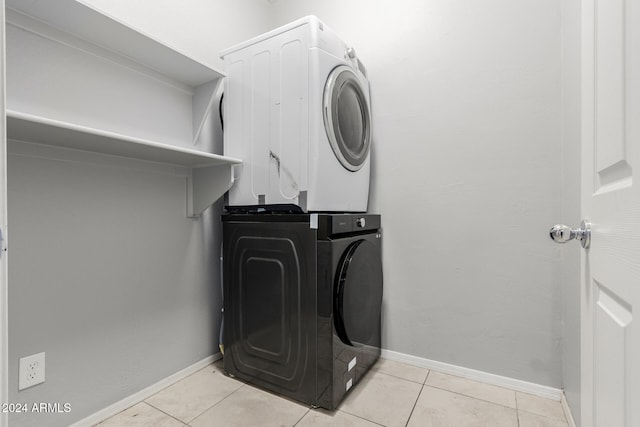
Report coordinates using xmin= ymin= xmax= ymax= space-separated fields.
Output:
xmin=323 ymin=65 xmax=371 ymax=172
xmin=582 ymin=0 xmax=640 ymax=426
xmin=593 ymin=0 xmax=632 ymax=192
xmin=594 ymin=0 xmax=626 ymax=178
xmin=593 ymin=282 xmax=631 ymax=427
xmin=334 ymin=238 xmax=383 ymax=348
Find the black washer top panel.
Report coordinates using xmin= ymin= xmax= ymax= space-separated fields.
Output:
xmin=222 ymin=211 xmax=380 ymax=238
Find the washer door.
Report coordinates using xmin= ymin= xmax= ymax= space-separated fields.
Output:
xmin=323 ymin=65 xmax=372 ymax=172
xmin=334 ymin=239 xmax=383 ymax=346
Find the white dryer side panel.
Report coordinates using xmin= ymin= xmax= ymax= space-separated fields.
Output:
xmin=224 ymin=25 xmax=310 ymax=207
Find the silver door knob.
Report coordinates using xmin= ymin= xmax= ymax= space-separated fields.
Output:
xmin=549 ymin=220 xmax=591 ymax=249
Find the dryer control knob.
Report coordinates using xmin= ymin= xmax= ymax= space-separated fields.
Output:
xmin=356 ymin=217 xmax=366 ymax=228
xmin=346 ymin=47 xmax=357 ymax=59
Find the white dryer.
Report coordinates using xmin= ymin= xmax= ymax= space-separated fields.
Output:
xmin=221 ymin=16 xmax=372 ymax=212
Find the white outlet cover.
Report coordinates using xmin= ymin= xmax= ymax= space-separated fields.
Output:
xmin=19 ymin=352 xmax=45 ymax=390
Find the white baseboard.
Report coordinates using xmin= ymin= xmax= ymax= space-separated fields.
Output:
xmin=70 ymin=353 xmax=222 ymax=427
xmin=561 ymin=392 xmax=577 ymax=427
xmin=72 ymin=349 xmax=569 ymax=426
xmin=380 ymin=349 xmax=563 ymax=401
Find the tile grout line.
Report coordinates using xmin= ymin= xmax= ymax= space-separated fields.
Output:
xmin=339 ymin=409 xmax=387 ymax=427
xmin=419 ymin=382 xmax=524 ymax=427
xmin=187 ymin=383 xmax=249 ymax=425
xmin=430 ymin=369 xmax=522 ymax=393
xmin=423 ymin=369 xmax=431 ymax=385
xmin=376 ymin=372 xmax=429 ymax=385
xmin=145 ymin=380 xmax=245 ymax=426
xmin=132 ymin=362 xmax=226 ymax=426
xmin=372 ymin=369 xmax=428 ymax=385
xmin=293 ymin=407 xmax=387 ymax=427
xmin=181 ymin=364 xmax=248 ymax=425
xmin=423 ymin=378 xmax=572 ymax=425
xmin=140 ymin=401 xmax=188 ymax=425
xmin=515 ymin=392 xmax=521 ymax=427
xmin=404 ymin=379 xmax=427 ymax=427
xmin=291 ymin=407 xmax=312 ymax=426
xmin=338 ymin=368 xmax=429 ymax=425
xmin=515 ymin=388 xmax=569 ymax=425
xmin=424 ymin=369 xmax=570 ymax=417
xmin=421 ymin=382 xmax=518 ymax=412
xmin=99 ymin=361 xmax=221 ymax=425
xmin=400 ymin=368 xmax=430 ymax=427
xmin=372 ymin=362 xmax=432 ymax=385
xmin=516 ymin=408 xmax=570 ymax=425
xmin=136 ymin=401 xmax=188 ymax=426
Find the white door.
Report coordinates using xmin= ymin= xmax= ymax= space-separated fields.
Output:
xmin=0 ymin=1 xmax=8 ymax=426
xmin=581 ymin=0 xmax=640 ymax=425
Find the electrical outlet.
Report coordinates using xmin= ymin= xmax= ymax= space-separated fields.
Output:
xmin=19 ymin=352 xmax=45 ymax=390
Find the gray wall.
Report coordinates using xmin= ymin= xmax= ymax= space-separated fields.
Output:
xmin=6 ymin=1 xmax=581 ymax=425
xmin=561 ymin=0 xmax=582 ymax=422
xmin=7 ymin=1 xmax=272 ymax=426
xmin=271 ymin=0 xmax=565 ymax=387
xmin=8 ymin=143 xmax=221 ymax=427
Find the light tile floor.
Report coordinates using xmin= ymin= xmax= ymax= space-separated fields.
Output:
xmin=97 ymin=358 xmax=570 ymax=427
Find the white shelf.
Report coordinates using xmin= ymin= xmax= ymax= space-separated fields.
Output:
xmin=5 ymin=0 xmax=242 ymax=217
xmin=6 ymin=1 xmax=226 ymax=146
xmin=7 ymin=111 xmax=240 ymax=168
xmin=5 ymin=0 xmax=222 ymax=87
xmin=7 ymin=111 xmax=241 ymax=217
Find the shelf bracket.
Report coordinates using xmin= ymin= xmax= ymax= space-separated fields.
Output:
xmin=187 ymin=164 xmax=234 ymax=217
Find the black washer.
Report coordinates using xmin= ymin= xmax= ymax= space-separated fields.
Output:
xmin=222 ymin=213 xmax=382 ymax=410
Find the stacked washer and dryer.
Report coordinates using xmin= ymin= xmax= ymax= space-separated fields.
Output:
xmin=220 ymin=16 xmax=382 ymax=410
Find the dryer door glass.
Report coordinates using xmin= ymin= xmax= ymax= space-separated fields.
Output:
xmin=324 ymin=65 xmax=371 ymax=172
xmin=334 ymin=239 xmax=383 ymax=347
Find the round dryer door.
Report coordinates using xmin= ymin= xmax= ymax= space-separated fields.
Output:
xmin=334 ymin=239 xmax=383 ymax=347
xmin=323 ymin=65 xmax=372 ymax=172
